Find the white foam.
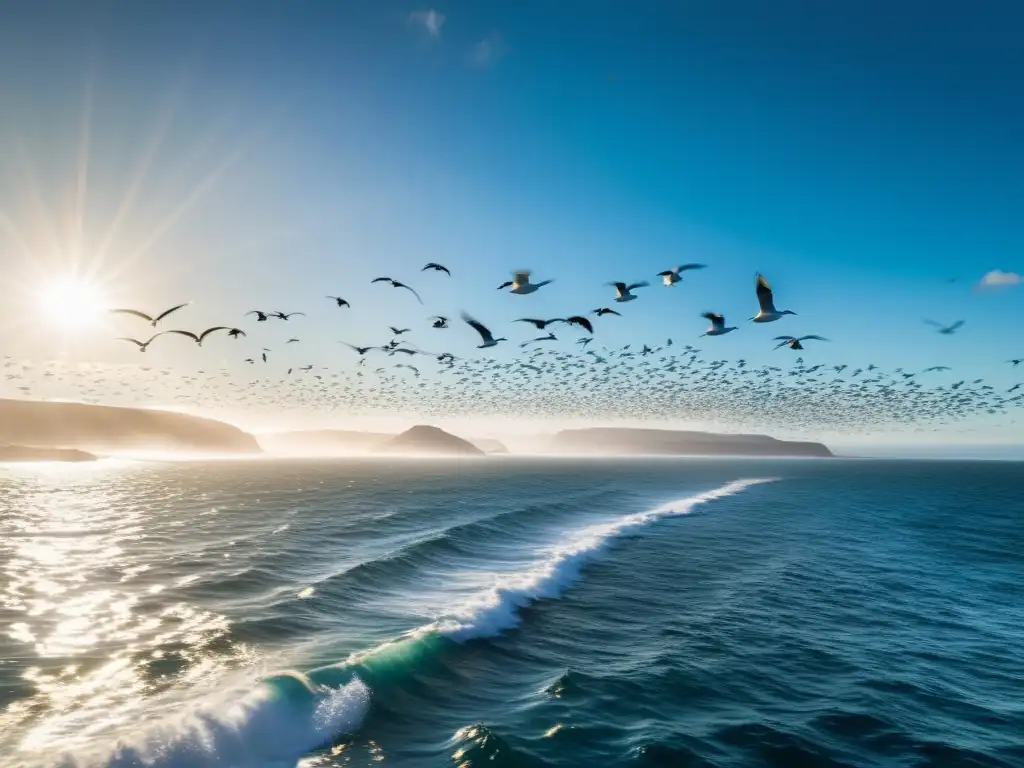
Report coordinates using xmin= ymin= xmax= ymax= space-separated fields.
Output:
xmin=435 ymin=478 xmax=774 ymax=641
xmin=54 ymin=675 xmax=369 ymax=768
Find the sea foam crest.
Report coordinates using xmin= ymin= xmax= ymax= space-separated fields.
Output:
xmin=435 ymin=477 xmax=774 ymax=641
xmin=55 ymin=674 xmax=369 ymax=768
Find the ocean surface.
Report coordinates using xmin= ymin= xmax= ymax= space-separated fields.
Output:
xmin=1 ymin=457 xmax=1022 ymax=768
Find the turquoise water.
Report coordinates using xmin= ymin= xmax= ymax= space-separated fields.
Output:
xmin=1 ymin=458 xmax=1021 ymax=767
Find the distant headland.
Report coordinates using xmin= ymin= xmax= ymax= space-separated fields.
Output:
xmin=0 ymin=399 xmax=261 ymax=456
xmin=0 ymin=445 xmax=98 ymax=463
xmin=375 ymin=425 xmax=486 ymax=456
xmin=548 ymin=428 xmax=832 ymax=458
xmin=258 ymin=428 xmax=507 ymax=456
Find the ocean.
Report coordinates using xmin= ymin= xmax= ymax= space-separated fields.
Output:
xmin=1 ymin=457 xmax=1021 ymax=767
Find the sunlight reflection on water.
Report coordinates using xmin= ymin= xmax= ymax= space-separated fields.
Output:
xmin=0 ymin=462 xmax=256 ymax=758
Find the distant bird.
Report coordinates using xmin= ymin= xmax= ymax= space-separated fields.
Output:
xmin=110 ymin=303 xmax=189 ymax=327
xmin=515 ymin=318 xmax=562 ymax=330
xmin=246 ymin=311 xmax=270 ymax=322
xmin=431 ymin=316 xmax=449 ymax=329
xmin=117 ymin=333 xmax=165 ymax=352
xmin=422 ymin=263 xmax=451 ymax=275
xmin=923 ymin=366 xmax=951 ymax=372
xmin=372 ymin=277 xmax=423 ymax=304
xmin=227 ymin=328 xmax=247 ymax=339
xmin=286 ymin=338 xmax=300 ymax=344
xmin=341 ymin=343 xmax=378 ymax=356
xmin=462 ymin=312 xmax=507 ymax=348
xmin=497 ymin=270 xmax=553 ymax=295
xmin=593 ymin=307 xmax=621 ymax=317
xmin=923 ymin=319 xmax=964 ymax=335
xmin=1009 ymin=359 xmax=1023 ymax=367
xmin=701 ymin=312 xmax=737 ymax=337
xmin=390 ymin=327 xmax=411 ymax=336
xmin=563 ymin=316 xmax=594 ymax=334
xmin=577 ymin=337 xmax=593 ymax=347
xmin=774 ymin=335 xmax=828 ymax=350
xmin=1009 ymin=383 xmax=1022 ymax=393
xmin=165 ymin=327 xmax=232 ymax=347
xmin=608 ymin=281 xmax=649 ymax=302
xmin=752 ymin=274 xmax=796 ymax=322
xmin=521 ymin=332 xmax=558 ymax=348
xmin=326 ymin=296 xmax=350 ymax=308
xmin=657 ymin=264 xmax=706 ymax=286
xmin=272 ymin=311 xmax=305 ymax=321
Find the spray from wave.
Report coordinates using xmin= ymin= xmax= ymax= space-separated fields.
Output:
xmin=55 ymin=478 xmax=772 ymax=768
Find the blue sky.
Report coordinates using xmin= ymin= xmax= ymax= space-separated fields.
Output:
xmin=0 ymin=1 xmax=1021 ymax=442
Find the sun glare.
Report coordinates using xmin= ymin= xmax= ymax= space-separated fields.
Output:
xmin=38 ymin=277 xmax=107 ymax=331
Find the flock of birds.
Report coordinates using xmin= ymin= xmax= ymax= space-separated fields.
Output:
xmin=6 ymin=263 xmax=1021 ymax=437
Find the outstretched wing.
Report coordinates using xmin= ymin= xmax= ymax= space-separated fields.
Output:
xmin=117 ymin=337 xmax=146 ymax=347
xmin=567 ymin=316 xmax=594 ymax=333
xmin=515 ymin=318 xmax=547 ymax=328
xmin=756 ymin=274 xmax=776 ymax=313
xmin=702 ymin=312 xmax=725 ymax=330
xmin=154 ymin=303 xmax=190 ymax=324
xmin=609 ymin=281 xmax=627 ymax=295
xmin=627 ymin=281 xmax=649 ymax=291
xmin=371 ymin=277 xmax=392 ymax=284
xmin=198 ymin=326 xmax=231 ymax=342
xmin=461 ymin=312 xmax=493 ymax=342
xmin=678 ymin=263 xmax=706 ymax=272
xmin=948 ymin=320 xmax=964 ymax=332
xmin=397 ymin=284 xmax=423 ymax=304
xmin=110 ymin=308 xmax=154 ymax=322
xmin=166 ymin=329 xmax=200 ymax=343
xmin=798 ymin=335 xmax=829 ymax=342
xmin=512 ymin=270 xmax=531 ymax=286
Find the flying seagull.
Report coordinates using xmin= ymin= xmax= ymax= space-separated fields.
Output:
xmin=563 ymin=316 xmax=594 ymax=334
xmin=246 ymin=311 xmax=270 ymax=322
xmin=608 ymin=281 xmax=649 ymax=302
xmin=497 ymin=270 xmax=553 ymax=295
xmin=657 ymin=263 xmax=706 ymax=286
xmin=924 ymin=319 xmax=965 ymax=335
xmin=117 ymin=333 xmax=165 ymax=352
xmin=701 ymin=312 xmax=737 ymax=337
xmin=515 ymin=318 xmax=563 ymax=330
xmin=461 ymin=312 xmax=507 ymax=348
xmin=165 ymin=327 xmax=232 ymax=347
xmin=422 ymin=263 xmax=451 ymax=275
xmin=272 ymin=311 xmax=305 ymax=320
xmin=326 ymin=296 xmax=350 ymax=308
xmin=774 ymin=335 xmax=828 ymax=350
xmin=593 ymin=307 xmax=621 ymax=317
xmin=110 ymin=303 xmax=190 ymax=327
xmin=752 ymin=273 xmax=796 ymax=322
xmin=372 ymin=277 xmax=423 ymax=304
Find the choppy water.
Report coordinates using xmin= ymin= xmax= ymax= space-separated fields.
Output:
xmin=1 ymin=457 xmax=1022 ymax=767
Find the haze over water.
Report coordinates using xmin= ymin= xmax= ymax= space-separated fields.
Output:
xmin=2 ymin=457 xmax=1021 ymax=767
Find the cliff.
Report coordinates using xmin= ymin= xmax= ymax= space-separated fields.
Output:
xmin=376 ymin=425 xmax=486 ymax=456
xmin=549 ymin=428 xmax=832 ymax=458
xmin=0 ymin=445 xmax=98 ymax=463
xmin=0 ymin=399 xmax=261 ymax=455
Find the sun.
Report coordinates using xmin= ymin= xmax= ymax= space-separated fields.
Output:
xmin=38 ymin=277 xmax=108 ymax=332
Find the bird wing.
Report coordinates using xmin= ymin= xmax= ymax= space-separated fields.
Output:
xmin=568 ymin=316 xmax=594 ymax=333
xmin=512 ymin=270 xmax=531 ymax=285
xmin=515 ymin=318 xmax=546 ymax=328
xmin=627 ymin=281 xmax=650 ymax=291
xmin=923 ymin=318 xmax=942 ymax=328
xmin=773 ymin=335 xmax=795 ymax=340
xmin=609 ymin=282 xmax=627 ymax=296
xmin=948 ymin=320 xmax=964 ymax=331
xmin=656 ymin=270 xmax=673 ymax=277
xmin=166 ymin=330 xmax=200 ymax=342
xmin=372 ymin=277 xmax=392 ymax=283
xmin=117 ymin=337 xmax=146 ymax=347
xmin=703 ymin=312 xmax=725 ymax=329
xmin=679 ymin=263 xmax=706 ymax=272
xmin=798 ymin=335 xmax=829 ymax=342
xmin=245 ymin=310 xmax=264 ymax=316
xmin=755 ymin=274 xmax=777 ymax=313
xmin=154 ymin=303 xmax=190 ymax=323
xmin=397 ymin=284 xmax=424 ymax=303
xmin=110 ymin=308 xmax=154 ymax=322
xmin=461 ymin=312 xmax=493 ymax=342
xmin=198 ymin=326 xmax=230 ymax=342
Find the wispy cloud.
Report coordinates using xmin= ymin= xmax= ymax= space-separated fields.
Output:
xmin=410 ymin=9 xmax=446 ymax=38
xmin=469 ymin=33 xmax=508 ymax=67
xmin=978 ymin=269 xmax=1023 ymax=288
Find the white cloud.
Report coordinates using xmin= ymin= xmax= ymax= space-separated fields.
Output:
xmin=410 ymin=9 xmax=445 ymax=38
xmin=469 ymin=33 xmax=508 ymax=67
xmin=978 ymin=269 xmax=1023 ymax=288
